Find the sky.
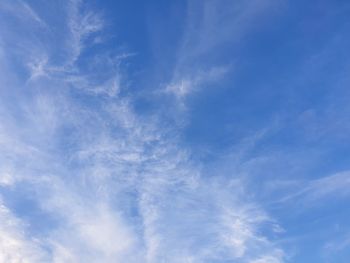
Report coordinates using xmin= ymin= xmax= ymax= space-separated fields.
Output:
xmin=0 ymin=0 xmax=350 ymax=262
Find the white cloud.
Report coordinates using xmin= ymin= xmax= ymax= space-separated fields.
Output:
xmin=272 ymin=170 xmax=350 ymax=205
xmin=250 ymin=254 xmax=284 ymax=263
xmin=20 ymin=1 xmax=47 ymax=28
xmin=0 ymin=1 xmax=285 ymax=262
xmin=0 ymin=200 xmax=48 ymax=263
xmin=305 ymin=171 xmax=350 ymax=199
xmin=324 ymin=234 xmax=350 ymax=254
xmin=66 ymin=0 xmax=104 ymax=65
xmin=179 ymin=0 xmax=282 ymax=59
xmin=0 ymin=0 xmax=47 ymax=28
xmin=165 ymin=65 xmax=229 ymax=99
xmin=162 ymin=0 xmax=283 ymax=100
xmin=27 ymin=56 xmax=49 ymax=81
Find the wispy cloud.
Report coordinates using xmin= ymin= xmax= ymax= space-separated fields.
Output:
xmin=0 ymin=1 xmax=286 ymax=262
xmin=277 ymin=171 xmax=350 ymax=205
xmin=0 ymin=0 xmax=47 ymax=28
xmin=0 ymin=199 xmax=48 ymax=262
xmin=165 ymin=65 xmax=229 ymax=100
xmin=20 ymin=1 xmax=47 ymax=28
xmin=162 ymin=0 xmax=282 ymax=102
xmin=66 ymin=0 xmax=104 ymax=65
xmin=179 ymin=0 xmax=280 ymax=60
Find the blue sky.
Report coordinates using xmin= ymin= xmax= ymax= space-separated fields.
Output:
xmin=1 ymin=0 xmax=350 ymax=262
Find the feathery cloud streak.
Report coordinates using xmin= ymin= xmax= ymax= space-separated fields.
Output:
xmin=0 ymin=1 xmax=285 ymax=262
